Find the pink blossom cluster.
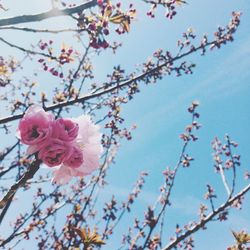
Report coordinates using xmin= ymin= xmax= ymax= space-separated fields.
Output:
xmin=17 ymin=105 xmax=103 ymax=184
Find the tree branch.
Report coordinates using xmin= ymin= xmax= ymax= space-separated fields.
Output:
xmin=0 ymin=193 xmax=14 ymax=224
xmin=0 ymin=158 xmax=41 ymax=213
xmin=0 ymin=40 xmax=215 ymax=125
xmin=0 ymin=0 xmax=98 ymax=27
xmin=0 ymin=26 xmax=86 ymax=34
xmin=161 ymin=183 xmax=250 ymax=250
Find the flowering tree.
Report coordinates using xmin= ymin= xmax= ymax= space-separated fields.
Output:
xmin=0 ymin=0 xmax=249 ymax=249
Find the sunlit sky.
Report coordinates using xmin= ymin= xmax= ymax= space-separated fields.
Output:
xmin=0 ymin=0 xmax=250 ymax=249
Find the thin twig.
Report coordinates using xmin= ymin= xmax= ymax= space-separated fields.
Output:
xmin=226 ymin=135 xmax=237 ymax=198
xmin=0 ymin=37 xmax=58 ymax=61
xmin=0 ymin=141 xmax=19 ymax=162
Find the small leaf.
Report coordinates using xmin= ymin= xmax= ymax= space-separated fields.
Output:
xmin=109 ymin=14 xmax=126 ymax=24
xmin=232 ymin=230 xmax=250 ymax=244
xmin=121 ymin=20 xmax=130 ymax=33
xmin=175 ymin=0 xmax=187 ymax=6
xmin=72 ymin=227 xmax=105 ymax=247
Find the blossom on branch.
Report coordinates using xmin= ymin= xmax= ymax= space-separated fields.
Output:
xmin=17 ymin=105 xmax=103 ymax=184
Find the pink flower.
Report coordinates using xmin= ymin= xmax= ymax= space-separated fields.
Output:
xmin=52 ymin=118 xmax=79 ymax=142
xmin=97 ymin=0 xmax=103 ymax=5
xmin=64 ymin=146 xmax=83 ymax=168
xmin=52 ymin=115 xmax=103 ymax=184
xmin=17 ymin=105 xmax=54 ymax=145
xmin=17 ymin=105 xmax=102 ymax=183
xmin=38 ymin=138 xmax=73 ymax=167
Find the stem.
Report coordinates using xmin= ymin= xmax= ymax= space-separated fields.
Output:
xmin=0 ymin=37 xmax=58 ymax=60
xmin=0 ymin=141 xmax=19 ymax=162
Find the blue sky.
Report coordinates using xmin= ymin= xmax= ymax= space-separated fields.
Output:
xmin=97 ymin=0 xmax=250 ymax=249
xmin=0 ymin=0 xmax=250 ymax=249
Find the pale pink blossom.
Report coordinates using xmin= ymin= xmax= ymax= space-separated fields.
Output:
xmin=52 ymin=165 xmax=73 ymax=184
xmin=51 ymin=118 xmax=79 ymax=142
xmin=17 ymin=105 xmax=54 ymax=145
xmin=53 ymin=115 xmax=103 ymax=184
xmin=38 ymin=138 xmax=73 ymax=167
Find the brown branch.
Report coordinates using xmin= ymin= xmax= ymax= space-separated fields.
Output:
xmin=0 ymin=0 xmax=98 ymax=27
xmin=0 ymin=192 xmax=14 ymax=224
xmin=0 ymin=158 xmax=41 ymax=212
xmin=0 ymin=11 xmax=241 ymax=124
xmin=161 ymin=183 xmax=250 ymax=250
xmin=0 ymin=40 xmax=215 ymax=125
